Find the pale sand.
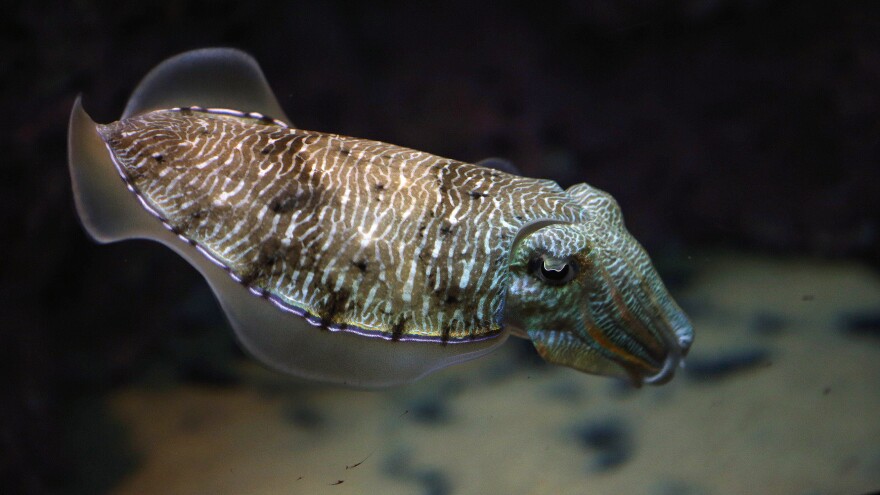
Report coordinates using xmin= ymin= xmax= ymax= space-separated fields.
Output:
xmin=108 ymin=253 xmax=880 ymax=495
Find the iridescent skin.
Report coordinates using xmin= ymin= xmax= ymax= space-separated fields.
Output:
xmin=68 ymin=48 xmax=693 ymax=387
xmin=507 ymin=185 xmax=693 ymax=384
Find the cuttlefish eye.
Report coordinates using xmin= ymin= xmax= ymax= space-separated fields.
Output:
xmin=529 ymin=256 xmax=578 ymax=285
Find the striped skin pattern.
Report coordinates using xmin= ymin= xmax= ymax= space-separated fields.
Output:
xmin=97 ymin=107 xmax=586 ymax=343
xmin=505 ymin=186 xmax=694 ymax=382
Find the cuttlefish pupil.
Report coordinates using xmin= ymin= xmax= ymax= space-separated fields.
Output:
xmin=68 ymin=48 xmax=693 ymax=387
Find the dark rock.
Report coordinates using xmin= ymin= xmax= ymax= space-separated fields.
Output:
xmin=684 ymin=348 xmax=771 ymax=382
xmin=839 ymin=312 xmax=880 ymax=341
xmin=415 ymin=470 xmax=452 ymax=495
xmin=407 ymin=397 xmax=450 ymax=424
xmin=574 ymin=417 xmax=634 ymax=472
xmin=382 ymin=448 xmax=451 ymax=495
xmin=403 ymin=377 xmax=464 ymax=425
xmin=749 ymin=311 xmax=789 ymax=336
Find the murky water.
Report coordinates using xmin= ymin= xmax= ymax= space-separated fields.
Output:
xmin=100 ymin=253 xmax=880 ymax=495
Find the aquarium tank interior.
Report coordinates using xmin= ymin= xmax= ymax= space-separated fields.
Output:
xmin=2 ymin=2 xmax=879 ymax=494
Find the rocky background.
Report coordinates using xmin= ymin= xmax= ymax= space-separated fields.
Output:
xmin=1 ymin=1 xmax=878 ymax=493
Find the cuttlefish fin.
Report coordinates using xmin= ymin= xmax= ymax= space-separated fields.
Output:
xmin=122 ymin=47 xmax=292 ymax=125
xmin=68 ymin=96 xmax=163 ymax=243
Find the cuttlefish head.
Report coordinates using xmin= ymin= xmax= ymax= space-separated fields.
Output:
xmin=505 ymin=183 xmax=693 ymax=386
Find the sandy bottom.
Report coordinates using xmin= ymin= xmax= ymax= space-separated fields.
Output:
xmin=106 ymin=253 xmax=880 ymax=495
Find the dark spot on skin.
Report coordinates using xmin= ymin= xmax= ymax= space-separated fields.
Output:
xmin=391 ymin=317 xmax=407 ymax=341
xmin=352 ymin=259 xmax=368 ymax=273
xmin=151 ymin=153 xmax=164 ymax=162
xmin=574 ymin=418 xmax=633 ymax=473
xmin=180 ymin=107 xmax=193 ymax=116
xmin=444 ymin=294 xmax=459 ymax=305
xmin=514 ymin=214 xmax=524 ymax=221
xmin=374 ymin=183 xmax=385 ymax=191
xmin=322 ymin=288 xmax=351 ymax=327
xmin=839 ymin=311 xmax=880 ymax=341
xmin=440 ymin=324 xmax=452 ymax=344
xmin=261 ymin=146 xmax=271 ymax=154
xmin=749 ymin=311 xmax=789 ymax=336
xmin=684 ymin=348 xmax=771 ymax=382
xmin=439 ymin=224 xmax=453 ymax=235
xmin=269 ymin=190 xmax=304 ymax=214
xmin=339 ymin=146 xmax=351 ymax=156
xmin=238 ymin=239 xmax=285 ymax=285
xmin=468 ymin=190 xmax=489 ymax=199
xmin=259 ymin=114 xmax=274 ymax=124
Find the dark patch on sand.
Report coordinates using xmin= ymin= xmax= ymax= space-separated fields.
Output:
xmin=685 ymin=348 xmax=771 ymax=382
xmin=749 ymin=311 xmax=789 ymax=336
xmin=574 ymin=417 xmax=634 ymax=472
xmin=382 ymin=448 xmax=452 ymax=495
xmin=839 ymin=312 xmax=880 ymax=342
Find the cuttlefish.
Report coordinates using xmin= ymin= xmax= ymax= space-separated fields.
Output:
xmin=69 ymin=48 xmax=693 ymax=387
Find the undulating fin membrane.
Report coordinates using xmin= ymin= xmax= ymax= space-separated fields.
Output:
xmin=68 ymin=96 xmax=165 ymax=243
xmin=122 ymin=47 xmax=292 ymax=125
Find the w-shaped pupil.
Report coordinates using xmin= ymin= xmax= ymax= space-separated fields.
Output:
xmin=541 ymin=263 xmax=570 ymax=281
xmin=530 ymin=256 xmax=575 ymax=284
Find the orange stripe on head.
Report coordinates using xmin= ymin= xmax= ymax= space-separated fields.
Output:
xmin=595 ymin=265 xmax=664 ymax=361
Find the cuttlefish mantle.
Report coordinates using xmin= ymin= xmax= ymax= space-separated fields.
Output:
xmin=69 ymin=48 xmax=693 ymax=387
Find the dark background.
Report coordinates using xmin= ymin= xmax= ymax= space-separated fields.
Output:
xmin=2 ymin=1 xmax=878 ymax=493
